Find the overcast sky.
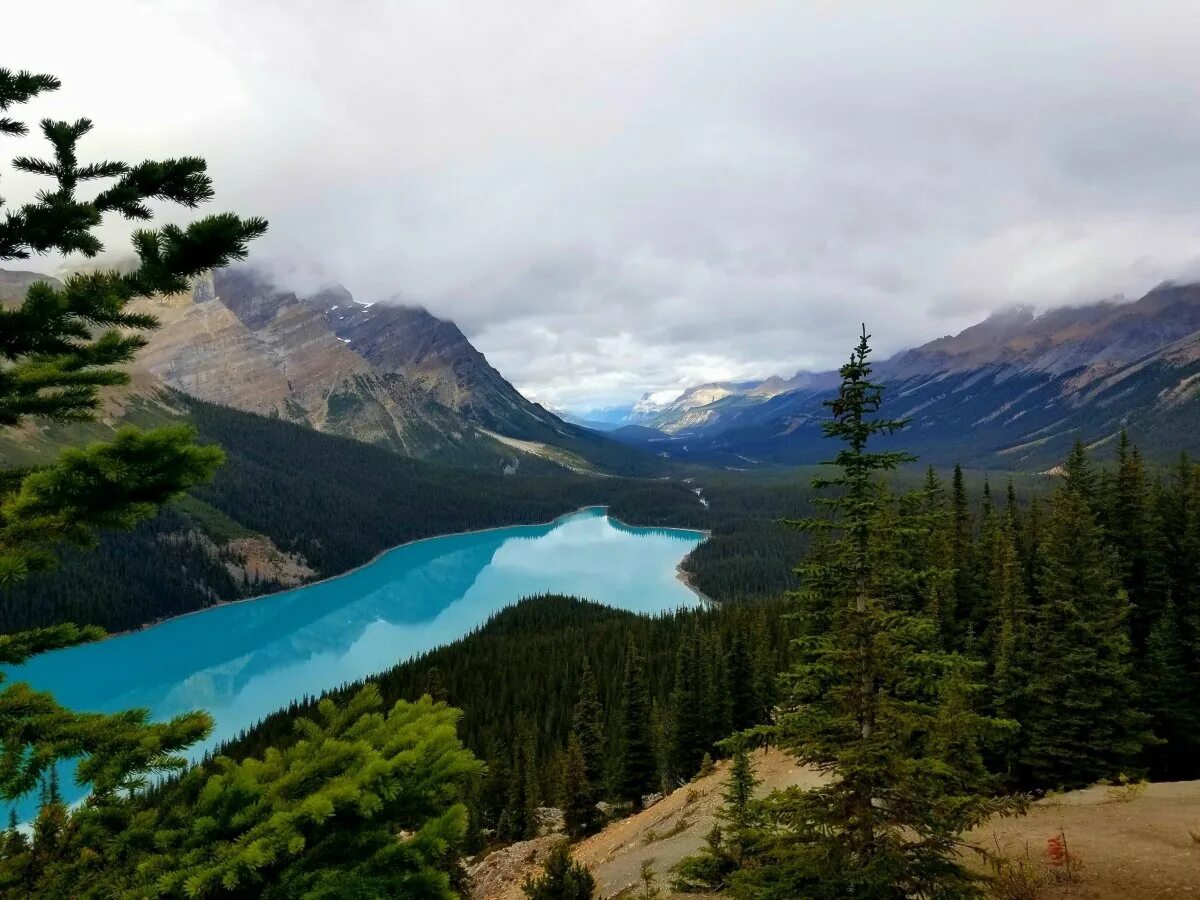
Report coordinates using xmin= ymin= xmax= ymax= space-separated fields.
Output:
xmin=9 ymin=1 xmax=1200 ymax=409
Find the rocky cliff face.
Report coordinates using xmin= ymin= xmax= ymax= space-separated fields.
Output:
xmin=307 ymin=292 xmax=565 ymax=438
xmin=122 ymin=269 xmax=498 ymax=461
xmin=98 ymin=265 xmax=646 ymax=473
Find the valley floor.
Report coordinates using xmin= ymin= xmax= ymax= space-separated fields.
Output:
xmin=470 ymin=751 xmax=1200 ymax=900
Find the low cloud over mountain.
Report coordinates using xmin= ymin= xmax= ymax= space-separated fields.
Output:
xmin=10 ymin=3 xmax=1200 ymax=407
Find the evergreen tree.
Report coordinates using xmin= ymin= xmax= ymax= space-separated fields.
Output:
xmin=482 ymin=737 xmax=512 ymax=829
xmin=668 ymin=627 xmax=705 ymax=783
xmin=726 ymin=631 xmax=760 ymax=732
xmin=721 ymin=746 xmax=759 ymax=853
xmin=1020 ymin=447 xmax=1151 ymax=788
xmin=672 ymin=746 xmax=761 ymax=893
xmin=423 ymin=665 xmax=449 ymax=703
xmin=701 ymin=627 xmax=732 ymax=749
xmin=737 ymin=328 xmax=1012 ymax=899
xmin=1019 ymin=495 xmax=1043 ymax=603
xmin=1109 ymin=432 xmax=1166 ymax=655
xmin=4 ymin=688 xmax=482 ymax=898
xmin=913 ymin=466 xmax=955 ymax=642
xmin=572 ymin=658 xmax=606 ymax=798
xmin=950 ymin=461 xmax=973 ymax=639
xmin=0 ymin=65 xmax=264 ymax=809
xmin=968 ymin=479 xmax=999 ymax=656
xmin=1139 ymin=599 xmax=1200 ymax=779
xmin=522 ymin=842 xmax=595 ymax=900
xmin=1162 ymin=456 xmax=1200 ymax=698
xmin=617 ymin=640 xmax=656 ymax=804
xmin=559 ymin=732 xmax=597 ymax=838
xmin=502 ymin=715 xmax=540 ymax=840
xmin=988 ymin=502 xmax=1031 ymax=780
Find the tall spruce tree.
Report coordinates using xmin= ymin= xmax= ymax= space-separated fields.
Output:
xmin=1109 ymin=433 xmax=1150 ymax=618
xmin=1139 ymin=598 xmax=1200 ymax=778
xmin=913 ymin=466 xmax=956 ymax=642
xmin=560 ymin=731 xmax=597 ymax=838
xmin=738 ymin=328 xmax=1012 ymax=899
xmin=0 ymin=67 xmax=265 ymax=808
xmin=668 ymin=626 xmax=706 ymax=783
xmin=617 ymin=639 xmax=656 ymax=804
xmin=988 ymin=499 xmax=1031 ymax=781
xmin=950 ymin=462 xmax=973 ymax=640
xmin=1020 ymin=442 xmax=1151 ymax=788
xmin=726 ymin=631 xmax=760 ymax=733
xmin=572 ymin=658 xmax=606 ymax=794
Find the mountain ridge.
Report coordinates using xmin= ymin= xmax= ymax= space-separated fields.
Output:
xmin=601 ymin=282 xmax=1200 ymax=467
xmin=1 ymin=265 xmax=660 ymax=476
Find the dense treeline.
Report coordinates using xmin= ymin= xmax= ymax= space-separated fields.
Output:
xmin=671 ymin=340 xmax=1200 ymax=898
xmin=0 ymin=507 xmax=242 ymax=632
xmin=677 ymin=476 xmax=811 ymax=600
xmin=0 ymin=398 xmax=709 ymax=634
xmin=218 ymin=594 xmax=791 ymax=842
xmin=904 ymin=438 xmax=1200 ymax=788
xmin=215 ymin=429 xmax=1200 ymax=856
xmin=1 ymin=396 xmax=1026 ymax=636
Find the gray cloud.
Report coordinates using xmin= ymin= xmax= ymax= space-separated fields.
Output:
xmin=8 ymin=1 xmax=1200 ymax=408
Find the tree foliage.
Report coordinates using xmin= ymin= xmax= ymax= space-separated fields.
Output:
xmin=0 ymin=65 xmax=264 ymax=813
xmin=1 ymin=688 xmax=482 ymax=898
xmin=522 ymin=842 xmax=595 ymax=900
xmin=727 ymin=329 xmax=1017 ymax=899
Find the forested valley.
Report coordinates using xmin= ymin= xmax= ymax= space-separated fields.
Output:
xmin=212 ymin=431 xmax=1200 ymax=859
xmin=0 ymin=397 xmax=710 ymax=634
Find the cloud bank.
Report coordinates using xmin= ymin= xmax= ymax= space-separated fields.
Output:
xmin=8 ymin=1 xmax=1200 ymax=407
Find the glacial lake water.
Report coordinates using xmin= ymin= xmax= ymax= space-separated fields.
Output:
xmin=8 ymin=507 xmax=705 ymax=812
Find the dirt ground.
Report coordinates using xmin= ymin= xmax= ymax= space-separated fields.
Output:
xmin=470 ymin=751 xmax=1200 ymax=900
xmin=968 ymin=779 xmax=1200 ymax=899
xmin=574 ymin=749 xmax=821 ymax=898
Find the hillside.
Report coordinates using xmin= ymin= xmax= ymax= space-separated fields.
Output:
xmin=0 ymin=397 xmax=705 ymax=635
xmin=0 ymin=265 xmax=660 ymax=476
xmin=614 ymin=283 xmax=1200 ymax=467
xmin=470 ymin=752 xmax=1200 ymax=900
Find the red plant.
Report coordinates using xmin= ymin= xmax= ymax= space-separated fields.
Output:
xmin=1045 ymin=834 xmax=1068 ymax=867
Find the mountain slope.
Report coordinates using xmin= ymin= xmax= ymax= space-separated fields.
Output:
xmin=0 ymin=394 xmax=701 ymax=635
xmin=633 ymin=283 xmax=1200 ymax=468
xmin=105 ymin=266 xmax=655 ymax=474
xmin=1 ymin=264 xmax=660 ymax=474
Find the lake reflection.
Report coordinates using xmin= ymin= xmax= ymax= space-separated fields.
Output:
xmin=8 ymin=507 xmax=705 ymax=809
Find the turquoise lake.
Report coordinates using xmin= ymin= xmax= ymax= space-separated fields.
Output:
xmin=9 ymin=507 xmax=705 ymax=810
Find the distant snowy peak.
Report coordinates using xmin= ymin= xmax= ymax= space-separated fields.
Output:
xmin=632 ymin=390 xmax=681 ymax=416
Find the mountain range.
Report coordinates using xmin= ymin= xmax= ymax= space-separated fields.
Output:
xmin=7 ymin=266 xmax=1200 ymax=473
xmin=1 ymin=266 xmax=659 ymax=477
xmin=594 ymin=282 xmax=1200 ymax=467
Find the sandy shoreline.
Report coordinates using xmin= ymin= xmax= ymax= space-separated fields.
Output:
xmin=106 ymin=505 xmax=712 ymax=641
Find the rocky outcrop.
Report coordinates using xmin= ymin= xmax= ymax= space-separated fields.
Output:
xmin=310 ymin=294 xmax=565 ymax=438
xmin=129 ymin=270 xmax=503 ymax=458
xmin=223 ymin=536 xmax=316 ymax=588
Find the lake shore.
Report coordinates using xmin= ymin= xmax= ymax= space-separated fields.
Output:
xmin=109 ymin=505 xmax=712 ymax=641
